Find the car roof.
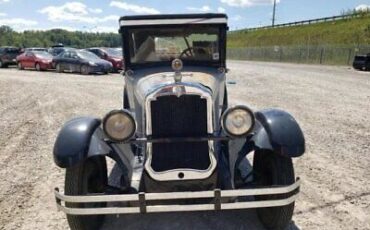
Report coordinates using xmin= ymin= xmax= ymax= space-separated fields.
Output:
xmin=119 ymin=13 xmax=227 ymax=27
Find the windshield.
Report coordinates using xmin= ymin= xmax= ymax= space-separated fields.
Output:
xmin=104 ymin=48 xmax=122 ymax=58
xmin=34 ymin=51 xmax=53 ymax=59
xmin=7 ymin=48 xmax=20 ymax=54
xmin=77 ymin=50 xmax=101 ymax=60
xmin=128 ymin=26 xmax=220 ymax=64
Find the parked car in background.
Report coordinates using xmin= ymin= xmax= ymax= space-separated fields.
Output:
xmin=0 ymin=46 xmax=22 ymax=68
xmin=85 ymin=47 xmax=124 ymax=72
xmin=53 ymin=49 xmax=112 ymax=74
xmin=49 ymin=47 xmax=71 ymax=57
xmin=25 ymin=47 xmax=48 ymax=52
xmin=353 ymin=54 xmax=370 ymax=71
xmin=16 ymin=51 xmax=53 ymax=71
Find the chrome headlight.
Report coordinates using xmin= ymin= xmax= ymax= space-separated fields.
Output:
xmin=103 ymin=110 xmax=136 ymax=141
xmin=222 ymin=106 xmax=255 ymax=137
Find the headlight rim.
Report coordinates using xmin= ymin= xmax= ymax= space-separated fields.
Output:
xmin=221 ymin=105 xmax=255 ymax=137
xmin=102 ymin=109 xmax=136 ymax=142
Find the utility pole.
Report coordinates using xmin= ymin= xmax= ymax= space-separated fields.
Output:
xmin=272 ymin=0 xmax=277 ymax=27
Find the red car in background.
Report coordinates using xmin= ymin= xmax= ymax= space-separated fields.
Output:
xmin=85 ymin=47 xmax=124 ymax=72
xmin=16 ymin=51 xmax=53 ymax=71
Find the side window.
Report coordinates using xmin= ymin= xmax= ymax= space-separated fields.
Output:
xmin=62 ymin=52 xmax=70 ymax=58
xmin=70 ymin=51 xmax=78 ymax=59
xmin=0 ymin=48 xmax=3 ymax=54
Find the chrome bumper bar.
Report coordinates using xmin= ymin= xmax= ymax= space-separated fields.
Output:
xmin=54 ymin=178 xmax=300 ymax=215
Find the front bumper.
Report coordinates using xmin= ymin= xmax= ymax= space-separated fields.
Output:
xmin=90 ymin=65 xmax=112 ymax=73
xmin=54 ymin=178 xmax=300 ymax=215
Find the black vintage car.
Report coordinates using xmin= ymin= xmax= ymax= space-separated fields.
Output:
xmin=53 ymin=14 xmax=305 ymax=230
xmin=53 ymin=49 xmax=113 ymax=74
xmin=353 ymin=54 xmax=370 ymax=71
xmin=0 ymin=46 xmax=22 ymax=68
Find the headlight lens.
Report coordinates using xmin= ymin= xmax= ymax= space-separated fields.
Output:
xmin=103 ymin=110 xmax=136 ymax=141
xmin=89 ymin=61 xmax=98 ymax=66
xmin=222 ymin=106 xmax=255 ymax=137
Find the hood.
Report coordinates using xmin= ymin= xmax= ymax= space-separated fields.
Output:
xmin=88 ymin=59 xmax=112 ymax=66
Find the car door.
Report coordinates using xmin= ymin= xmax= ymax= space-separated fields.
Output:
xmin=59 ymin=51 xmax=71 ymax=71
xmin=69 ymin=51 xmax=81 ymax=72
xmin=25 ymin=52 xmax=34 ymax=68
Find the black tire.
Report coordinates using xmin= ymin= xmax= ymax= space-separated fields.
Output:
xmin=65 ymin=156 xmax=108 ymax=230
xmin=0 ymin=60 xmax=7 ymax=68
xmin=56 ymin=63 xmax=62 ymax=73
xmin=17 ymin=62 xmax=24 ymax=70
xmin=80 ymin=65 xmax=90 ymax=75
xmin=35 ymin=63 xmax=41 ymax=71
xmin=253 ymin=150 xmax=295 ymax=230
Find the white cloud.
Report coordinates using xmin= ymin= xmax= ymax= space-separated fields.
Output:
xmin=89 ymin=8 xmax=103 ymax=14
xmin=231 ymin=15 xmax=243 ymax=21
xmin=39 ymin=2 xmax=118 ymax=24
xmin=110 ymin=1 xmax=160 ymax=14
xmin=217 ymin=7 xmax=226 ymax=13
xmin=187 ymin=5 xmax=226 ymax=13
xmin=355 ymin=4 xmax=370 ymax=11
xmin=0 ymin=0 xmax=10 ymax=3
xmin=221 ymin=0 xmax=280 ymax=8
xmin=186 ymin=5 xmax=212 ymax=12
xmin=0 ymin=18 xmax=38 ymax=30
xmin=0 ymin=12 xmax=6 ymax=17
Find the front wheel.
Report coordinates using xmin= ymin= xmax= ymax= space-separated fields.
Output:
xmin=65 ymin=156 xmax=108 ymax=230
xmin=18 ymin=62 xmax=24 ymax=70
xmin=56 ymin=63 xmax=62 ymax=73
xmin=253 ymin=150 xmax=295 ymax=230
xmin=80 ymin=65 xmax=90 ymax=75
xmin=0 ymin=60 xmax=6 ymax=68
xmin=35 ymin=63 xmax=42 ymax=71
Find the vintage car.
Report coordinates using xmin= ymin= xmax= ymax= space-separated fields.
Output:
xmin=16 ymin=51 xmax=53 ymax=71
xmin=53 ymin=14 xmax=305 ymax=230
xmin=353 ymin=53 xmax=370 ymax=71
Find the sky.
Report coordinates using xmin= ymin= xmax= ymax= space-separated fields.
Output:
xmin=0 ymin=0 xmax=369 ymax=32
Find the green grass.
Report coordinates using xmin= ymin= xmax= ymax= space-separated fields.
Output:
xmin=228 ymin=15 xmax=370 ymax=48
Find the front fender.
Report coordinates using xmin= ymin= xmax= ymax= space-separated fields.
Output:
xmin=252 ymin=109 xmax=305 ymax=158
xmin=53 ymin=117 xmax=109 ymax=168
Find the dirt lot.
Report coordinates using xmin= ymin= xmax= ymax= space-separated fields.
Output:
xmin=0 ymin=61 xmax=369 ymax=230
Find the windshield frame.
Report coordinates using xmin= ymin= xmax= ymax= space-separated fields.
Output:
xmin=121 ymin=24 xmax=227 ymax=70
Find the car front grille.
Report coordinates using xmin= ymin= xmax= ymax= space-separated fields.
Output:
xmin=150 ymin=95 xmax=210 ymax=172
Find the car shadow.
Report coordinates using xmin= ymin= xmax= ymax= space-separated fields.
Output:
xmin=101 ymin=164 xmax=301 ymax=230
xmin=101 ymin=210 xmax=301 ymax=230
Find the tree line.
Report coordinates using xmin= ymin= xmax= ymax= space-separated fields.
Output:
xmin=0 ymin=26 xmax=121 ymax=48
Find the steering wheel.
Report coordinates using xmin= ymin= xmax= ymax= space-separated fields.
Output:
xmin=179 ymin=47 xmax=194 ymax=58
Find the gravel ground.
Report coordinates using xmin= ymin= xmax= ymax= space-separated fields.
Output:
xmin=0 ymin=61 xmax=369 ymax=230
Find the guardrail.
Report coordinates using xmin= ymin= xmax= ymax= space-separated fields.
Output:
xmin=243 ymin=13 xmax=369 ymax=32
xmin=228 ymin=45 xmax=370 ymax=66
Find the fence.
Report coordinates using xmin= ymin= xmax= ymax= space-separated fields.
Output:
xmin=244 ymin=13 xmax=369 ymax=31
xmin=227 ymin=45 xmax=370 ymax=66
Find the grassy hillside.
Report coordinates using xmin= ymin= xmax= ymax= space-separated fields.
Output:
xmin=228 ymin=15 xmax=370 ymax=48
